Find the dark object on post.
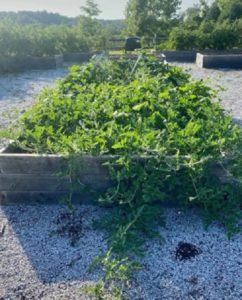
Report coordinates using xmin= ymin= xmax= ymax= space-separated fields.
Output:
xmin=125 ymin=37 xmax=141 ymax=52
xmin=175 ymin=242 xmax=202 ymax=261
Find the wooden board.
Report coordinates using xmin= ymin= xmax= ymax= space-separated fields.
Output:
xmin=0 ymin=153 xmax=115 ymax=204
xmin=0 ymin=191 xmax=68 ymax=205
xmin=0 ymin=154 xmax=67 ymax=174
xmin=0 ymin=152 xmax=235 ymax=205
xmin=0 ymin=191 xmax=98 ymax=205
xmin=0 ymin=154 xmax=114 ymax=175
xmin=0 ymin=174 xmax=69 ymax=191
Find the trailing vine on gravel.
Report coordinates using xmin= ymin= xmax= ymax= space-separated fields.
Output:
xmin=5 ymin=55 xmax=242 ymax=298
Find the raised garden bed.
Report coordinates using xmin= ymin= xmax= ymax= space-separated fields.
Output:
xmin=196 ymin=52 xmax=242 ymax=69
xmin=0 ymin=146 xmax=233 ymax=205
xmin=0 ymin=56 xmax=240 ymax=208
xmin=0 ymin=55 xmax=64 ymax=74
xmin=1 ymin=55 xmax=242 ymax=299
xmin=160 ymin=50 xmax=197 ymax=62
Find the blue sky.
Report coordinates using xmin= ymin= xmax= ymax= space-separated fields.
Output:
xmin=0 ymin=1 xmax=206 ymax=19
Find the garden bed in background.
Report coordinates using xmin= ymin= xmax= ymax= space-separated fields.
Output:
xmin=0 ymin=55 xmax=63 ymax=74
xmin=0 ymin=52 xmax=95 ymax=74
xmin=196 ymin=52 xmax=242 ymax=69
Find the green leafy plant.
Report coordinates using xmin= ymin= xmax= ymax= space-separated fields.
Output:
xmin=84 ymin=249 xmax=141 ymax=299
xmin=6 ymin=56 xmax=242 ymax=298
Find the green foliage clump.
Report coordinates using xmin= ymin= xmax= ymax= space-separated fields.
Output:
xmin=124 ymin=0 xmax=242 ymax=51
xmin=165 ymin=27 xmax=199 ymax=50
xmin=14 ymin=56 xmax=242 ymax=227
xmin=164 ymin=0 xmax=242 ymax=50
xmin=125 ymin=0 xmax=181 ymax=37
xmin=0 ymin=3 xmax=124 ymax=59
xmin=0 ymin=21 xmax=90 ymax=57
xmin=9 ymin=56 xmax=242 ymax=297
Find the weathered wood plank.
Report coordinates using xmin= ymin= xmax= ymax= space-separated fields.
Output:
xmin=0 ymin=154 xmax=115 ymax=202
xmin=0 ymin=191 xmax=68 ymax=205
xmin=0 ymin=154 xmax=67 ymax=174
xmin=0 ymin=191 xmax=99 ymax=205
xmin=0 ymin=152 xmax=238 ymax=205
xmin=75 ymin=174 xmax=113 ymax=191
xmin=67 ymin=155 xmax=113 ymax=177
xmin=0 ymin=154 xmax=115 ymax=175
xmin=0 ymin=174 xmax=70 ymax=191
xmin=0 ymin=173 xmax=111 ymax=194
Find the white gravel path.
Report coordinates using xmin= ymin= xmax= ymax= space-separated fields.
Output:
xmin=176 ymin=63 xmax=242 ymax=123
xmin=0 ymin=205 xmax=241 ymax=299
xmin=0 ymin=67 xmax=69 ymax=149
xmin=0 ymin=64 xmax=242 ymax=299
xmin=130 ymin=209 xmax=242 ymax=300
xmin=0 ymin=205 xmax=106 ymax=300
xmin=0 ymin=68 xmax=69 ymax=119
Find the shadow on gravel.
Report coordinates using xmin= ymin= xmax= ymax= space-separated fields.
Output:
xmin=1 ymin=204 xmax=106 ymax=284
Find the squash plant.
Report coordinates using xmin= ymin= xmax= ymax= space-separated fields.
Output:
xmin=10 ymin=56 xmax=242 ymax=298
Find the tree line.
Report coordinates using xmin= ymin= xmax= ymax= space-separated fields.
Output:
xmin=125 ymin=0 xmax=242 ymax=50
xmin=0 ymin=1 xmax=124 ymax=57
xmin=1 ymin=0 xmax=242 ymax=57
xmin=0 ymin=11 xmax=75 ymax=25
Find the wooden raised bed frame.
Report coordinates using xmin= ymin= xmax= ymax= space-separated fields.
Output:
xmin=0 ymin=152 xmax=113 ymax=205
xmin=0 ymin=147 xmax=233 ymax=205
xmin=196 ymin=52 xmax=242 ymax=69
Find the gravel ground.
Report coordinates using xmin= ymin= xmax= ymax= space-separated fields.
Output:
xmin=176 ymin=63 xmax=242 ymax=123
xmin=0 ymin=64 xmax=242 ymax=299
xmin=0 ymin=205 xmax=107 ymax=300
xmin=0 ymin=205 xmax=241 ymax=299
xmin=0 ymin=67 xmax=69 ymax=149
xmin=131 ymin=209 xmax=242 ymax=300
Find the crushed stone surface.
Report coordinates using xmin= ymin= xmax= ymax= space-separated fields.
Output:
xmin=0 ymin=205 xmax=241 ymax=299
xmin=0 ymin=67 xmax=69 ymax=149
xmin=0 ymin=205 xmax=107 ymax=300
xmin=176 ymin=63 xmax=242 ymax=123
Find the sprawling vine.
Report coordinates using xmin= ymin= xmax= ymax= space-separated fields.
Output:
xmin=6 ymin=55 xmax=242 ymax=298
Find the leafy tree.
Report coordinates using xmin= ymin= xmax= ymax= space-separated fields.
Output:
xmin=78 ymin=0 xmax=108 ymax=50
xmin=210 ymin=20 xmax=238 ymax=49
xmin=164 ymin=0 xmax=242 ymax=50
xmin=167 ymin=27 xmax=199 ymax=50
xmin=0 ymin=5 xmax=124 ymax=57
xmin=0 ymin=11 xmax=74 ymax=25
xmin=0 ymin=20 xmax=91 ymax=56
xmin=181 ymin=6 xmax=204 ymax=30
xmin=81 ymin=0 xmax=101 ymax=18
xmin=218 ymin=0 xmax=242 ymax=21
xmin=205 ymin=1 xmax=221 ymax=21
xmin=99 ymin=19 xmax=125 ymax=38
xmin=125 ymin=0 xmax=181 ymax=37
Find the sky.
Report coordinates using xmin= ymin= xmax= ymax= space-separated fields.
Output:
xmin=0 ymin=1 xmax=206 ymax=20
